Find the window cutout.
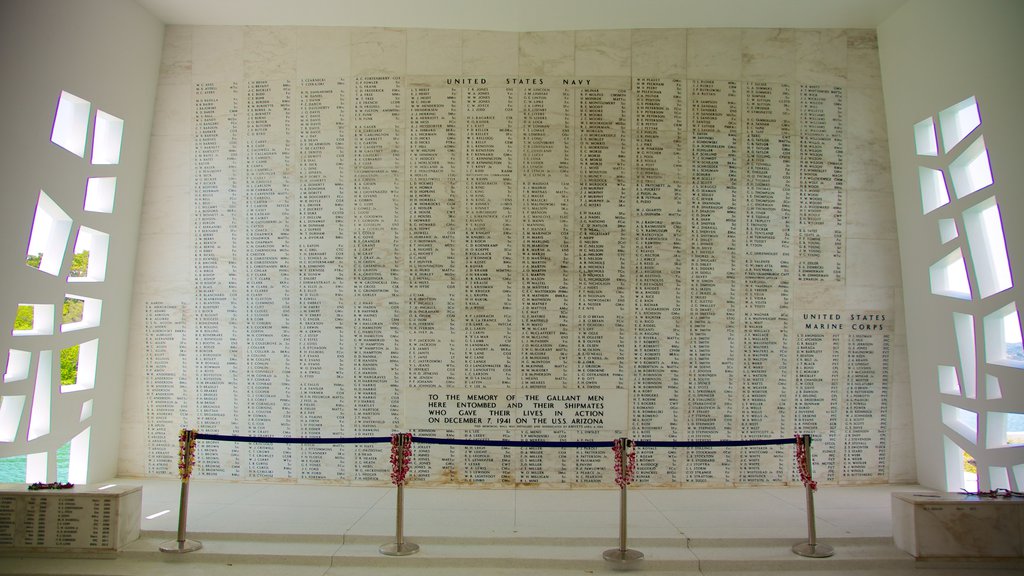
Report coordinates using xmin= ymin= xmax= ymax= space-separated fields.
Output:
xmin=67 ymin=227 xmax=108 ymax=283
xmin=983 ymin=302 xmax=1023 ymax=368
xmin=26 ymin=191 xmax=73 ymax=276
xmin=84 ymin=177 xmax=116 ymax=213
xmin=987 ymin=411 xmax=1024 ymax=448
xmin=0 ymin=454 xmax=27 ymax=482
xmin=12 ymin=303 xmax=54 ymax=336
xmin=942 ymin=403 xmax=977 ymax=444
xmin=989 ymin=466 xmax=1011 ymax=491
xmin=914 ymin=117 xmax=938 ymax=156
xmin=963 ymin=197 xmax=1012 ymax=298
xmin=91 ymin=110 xmax=123 ymax=165
xmin=61 ymin=339 xmax=97 ymax=392
xmin=28 ymin=351 xmax=52 ymax=440
xmin=986 ymin=374 xmax=1002 ymax=400
xmin=50 ymin=91 xmax=91 ymax=157
xmin=68 ymin=427 xmax=90 ymax=483
xmin=4 ymin=349 xmax=30 ymax=383
xmin=61 ymin=294 xmax=101 ymax=332
xmin=0 ymin=396 xmax=27 ymax=442
xmin=953 ymin=312 xmax=977 ymax=399
xmin=56 ymin=441 xmax=71 ymax=483
xmin=949 ymin=136 xmax=993 ymax=198
xmin=26 ymin=452 xmax=47 ymax=483
xmin=938 ymin=365 xmax=961 ymax=395
xmin=80 ymin=399 xmax=93 ymax=422
xmin=938 ymin=218 xmax=958 ymax=244
xmin=930 ymin=249 xmax=972 ymax=300
xmin=919 ymin=167 xmax=949 ymax=214
xmin=939 ymin=96 xmax=981 ymax=153
xmin=1014 ymin=464 xmax=1024 ymax=491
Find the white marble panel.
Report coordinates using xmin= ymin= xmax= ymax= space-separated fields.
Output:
xmin=192 ymin=26 xmax=244 ymax=83
xmin=134 ymin=232 xmax=193 ymax=287
xmin=574 ymin=29 xmax=630 ymax=76
xmin=889 ymin=353 xmax=916 ymax=482
xmin=631 ymin=28 xmax=685 ymax=77
xmin=462 ymin=30 xmax=518 ymax=75
xmin=150 ymin=82 xmax=191 ymax=137
xmin=144 ymin=134 xmax=191 ymax=190
xmin=847 ymin=86 xmax=888 ymax=147
xmin=794 ymin=284 xmax=845 ymax=308
xmin=847 ymin=31 xmax=881 ymax=88
xmin=848 ymin=189 xmax=898 ymax=241
xmin=244 ymin=26 xmax=296 ymax=79
xmin=408 ymin=28 xmax=462 ymax=75
xmin=687 ymin=28 xmax=741 ymax=80
xmin=518 ymin=31 xmax=574 ymax=76
xmin=297 ymin=27 xmax=351 ymax=77
xmin=351 ymin=27 xmax=406 ymax=75
xmin=847 ymin=135 xmax=893 ymax=193
xmin=741 ymin=28 xmax=795 ymax=82
xmin=796 ymin=29 xmax=847 ymax=86
xmin=159 ymin=25 xmax=191 ymax=85
xmin=139 ymin=185 xmax=190 ymax=236
xmin=846 ymin=237 xmax=901 ymax=288
xmin=844 ymin=285 xmax=896 ymax=310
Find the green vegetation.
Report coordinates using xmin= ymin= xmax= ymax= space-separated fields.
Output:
xmin=14 ymin=304 xmax=33 ymax=331
xmin=69 ymin=250 xmax=89 ymax=277
xmin=60 ymin=345 xmax=80 ymax=386
xmin=25 ymin=252 xmax=41 ymax=269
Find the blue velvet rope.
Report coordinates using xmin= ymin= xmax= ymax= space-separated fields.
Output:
xmin=192 ymin=432 xmax=800 ymax=448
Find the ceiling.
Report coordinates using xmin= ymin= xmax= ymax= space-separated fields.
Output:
xmin=134 ymin=0 xmax=909 ymax=30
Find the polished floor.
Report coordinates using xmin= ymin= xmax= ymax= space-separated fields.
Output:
xmin=2 ymin=479 xmax=1021 ymax=575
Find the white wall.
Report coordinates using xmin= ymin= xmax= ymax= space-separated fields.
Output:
xmin=0 ymin=0 xmax=163 ymax=481
xmin=879 ymin=0 xmax=1024 ymax=489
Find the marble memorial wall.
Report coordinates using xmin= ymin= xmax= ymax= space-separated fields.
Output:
xmin=126 ymin=27 xmax=906 ymax=486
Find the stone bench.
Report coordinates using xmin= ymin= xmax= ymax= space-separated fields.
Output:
xmin=892 ymin=491 xmax=1023 ymax=558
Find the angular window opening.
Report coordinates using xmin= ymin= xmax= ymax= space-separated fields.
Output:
xmin=56 ymin=440 xmax=71 ymax=483
xmin=986 ymin=411 xmax=1024 ymax=448
xmin=3 ymin=349 xmax=31 ymax=383
xmin=61 ymin=339 xmax=98 ymax=392
xmin=0 ymin=454 xmax=27 ymax=482
xmin=938 ymin=218 xmax=958 ymax=244
xmin=0 ymin=395 xmax=27 ymax=442
xmin=963 ymin=197 xmax=1012 ymax=298
xmin=986 ymin=374 xmax=1002 ymax=400
xmin=84 ymin=177 xmax=116 ymax=213
xmin=28 ymin=351 xmax=52 ymax=441
xmin=26 ymin=191 xmax=73 ymax=276
xmin=919 ymin=167 xmax=949 ymax=214
xmin=989 ymin=466 xmax=1011 ymax=491
xmin=942 ymin=403 xmax=978 ymax=444
xmin=939 ymin=95 xmax=981 ymax=153
xmin=80 ymin=399 xmax=93 ymax=422
xmin=61 ymin=294 xmax=101 ymax=332
xmin=1015 ymin=464 xmax=1024 ymax=491
xmin=67 ymin=226 xmax=108 ymax=283
xmin=930 ymin=249 xmax=972 ymax=300
xmin=91 ymin=110 xmax=123 ymax=165
xmin=12 ymin=303 xmax=54 ymax=336
xmin=953 ymin=312 xmax=977 ymax=399
xmin=949 ymin=137 xmax=993 ymax=198
xmin=914 ymin=117 xmax=938 ymax=156
xmin=944 ymin=437 xmax=977 ymax=492
xmin=25 ymin=452 xmax=47 ymax=483
xmin=68 ymin=427 xmax=90 ymax=483
xmin=983 ymin=303 xmax=1023 ymax=368
xmin=50 ymin=91 xmax=91 ymax=157
xmin=938 ymin=364 xmax=961 ymax=396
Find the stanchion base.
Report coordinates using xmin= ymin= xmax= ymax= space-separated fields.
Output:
xmin=792 ymin=541 xmax=834 ymax=558
xmin=379 ymin=542 xmax=420 ymax=556
xmin=603 ymin=548 xmax=644 ymax=563
xmin=159 ymin=539 xmax=203 ymax=553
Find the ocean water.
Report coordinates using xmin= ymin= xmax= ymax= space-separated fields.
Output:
xmin=0 ymin=443 xmax=70 ymax=483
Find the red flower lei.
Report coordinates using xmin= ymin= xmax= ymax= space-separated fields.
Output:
xmin=795 ymin=434 xmax=817 ymax=491
xmin=390 ymin=433 xmax=412 ymax=485
xmin=612 ymin=438 xmax=636 ymax=488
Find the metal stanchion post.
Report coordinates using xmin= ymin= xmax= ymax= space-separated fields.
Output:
xmin=603 ymin=438 xmax=643 ymax=563
xmin=792 ymin=435 xmax=833 ymax=558
xmin=161 ymin=429 xmax=203 ymax=553
xmin=380 ymin=433 xmax=419 ymax=556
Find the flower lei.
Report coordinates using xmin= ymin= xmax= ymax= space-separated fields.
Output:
xmin=28 ymin=482 xmax=74 ymax=490
xmin=389 ymin=433 xmax=413 ymax=485
xmin=178 ymin=429 xmax=198 ymax=483
xmin=612 ymin=437 xmax=636 ymax=488
xmin=795 ymin=434 xmax=817 ymax=491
